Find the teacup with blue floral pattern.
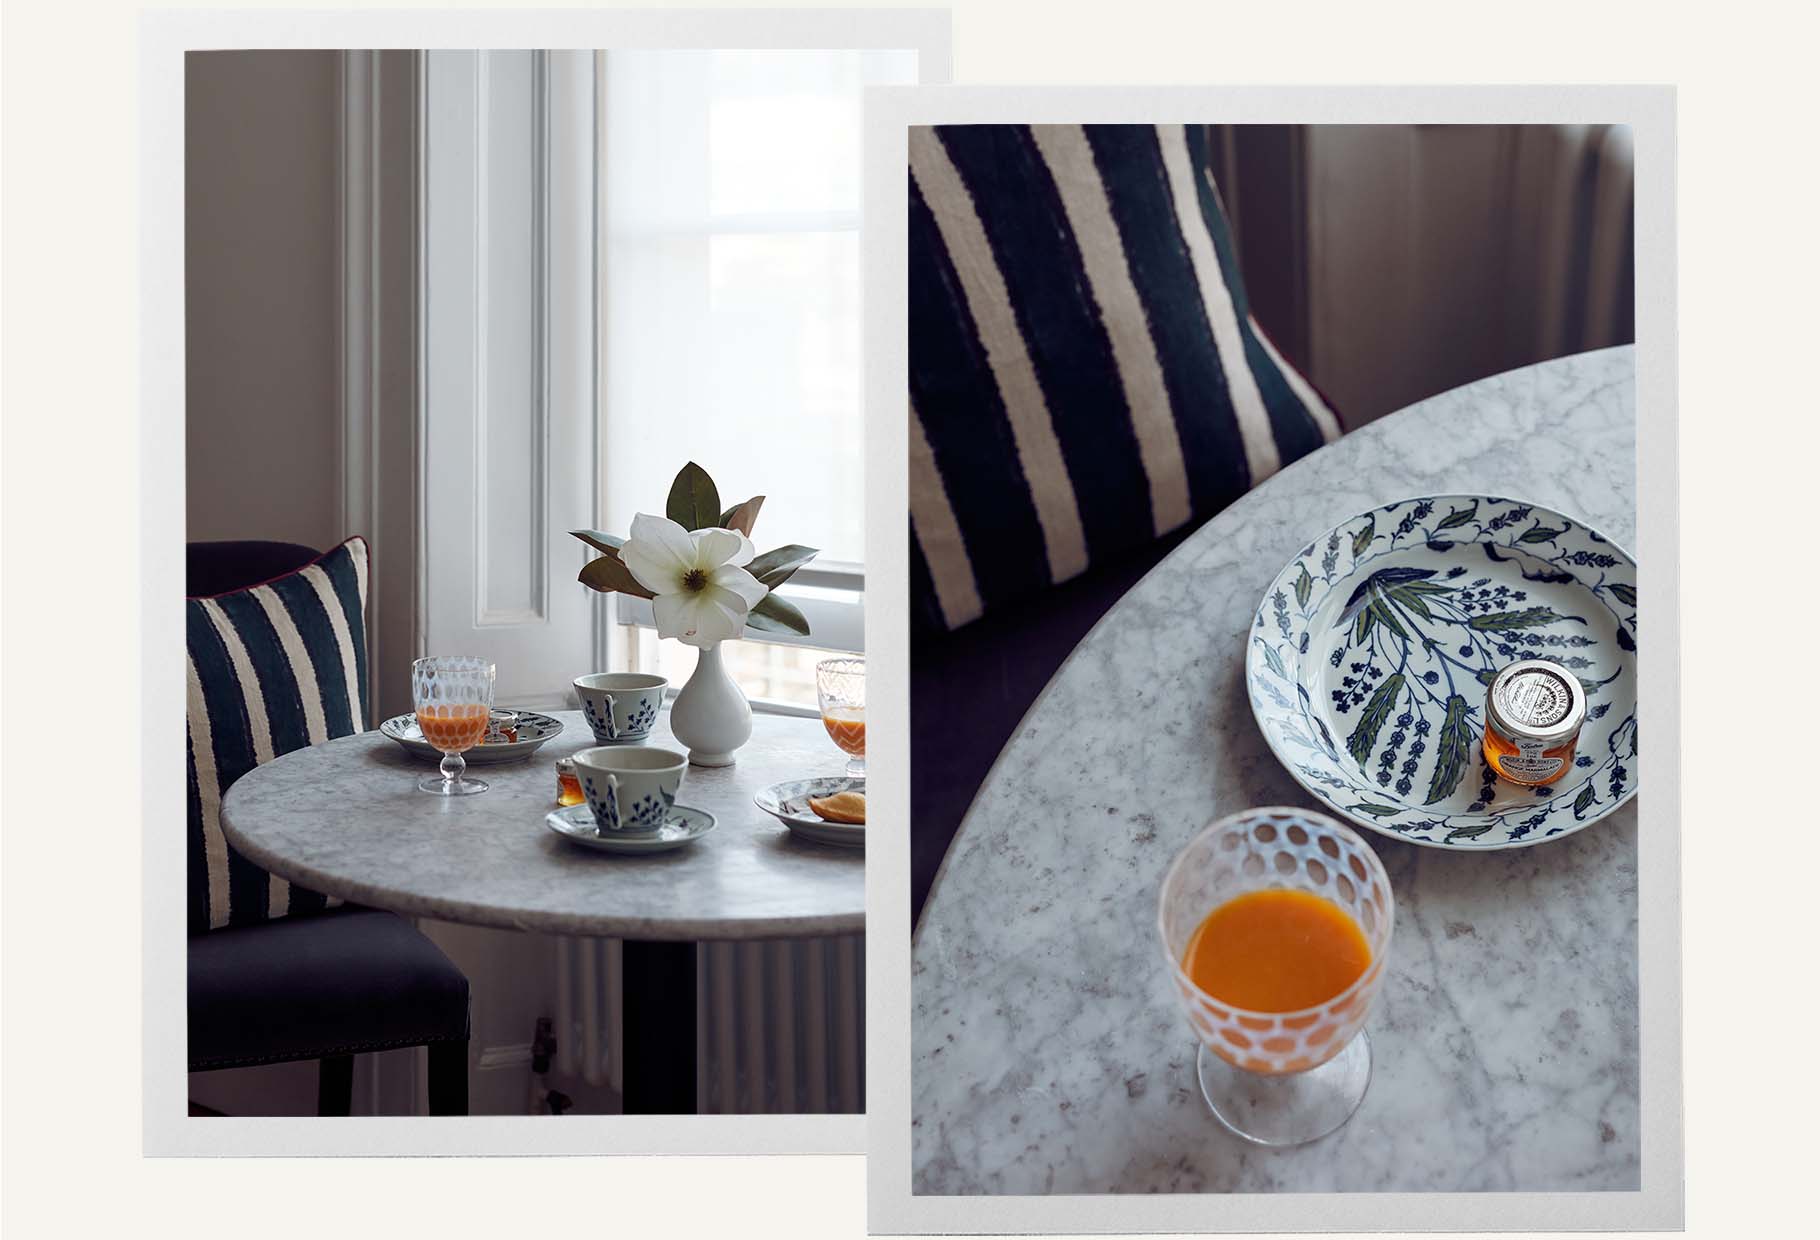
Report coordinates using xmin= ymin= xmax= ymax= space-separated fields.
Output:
xmin=572 ymin=745 xmax=686 ymax=835
xmin=574 ymin=672 xmax=667 ymax=743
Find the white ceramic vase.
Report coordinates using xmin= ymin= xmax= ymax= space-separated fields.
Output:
xmin=668 ymin=641 xmax=751 ymax=767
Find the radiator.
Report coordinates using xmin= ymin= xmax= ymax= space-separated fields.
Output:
xmin=552 ymin=935 xmax=864 ymax=1114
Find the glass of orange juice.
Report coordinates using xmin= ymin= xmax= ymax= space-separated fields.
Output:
xmin=1157 ymin=807 xmax=1393 ymax=1146
xmin=411 ymin=655 xmax=496 ymax=796
xmin=815 ymin=656 xmax=865 ymax=777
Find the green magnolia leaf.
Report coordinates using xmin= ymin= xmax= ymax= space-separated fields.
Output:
xmin=1258 ymin=640 xmax=1286 ymax=680
xmin=746 ymin=591 xmax=811 ymax=636
xmin=1351 ymin=516 xmax=1376 ymax=558
xmin=1353 ymin=606 xmax=1374 ymax=646
xmin=1445 ymin=823 xmax=1494 ymax=842
xmin=578 ymin=550 xmax=655 ymax=599
xmin=1293 ymin=565 xmax=1313 ymax=609
xmin=1476 ymin=667 xmax=1500 ymax=687
xmin=1609 ymin=582 xmax=1637 ymax=607
xmin=1572 ymin=784 xmax=1599 ymax=819
xmin=1519 ymin=524 xmax=1567 ymax=544
xmin=1346 ymin=672 xmax=1405 ymax=768
xmin=1350 ymin=803 xmax=1402 ymax=817
xmin=1435 ymin=502 xmax=1479 ymax=530
xmin=665 ymin=461 xmax=722 ymax=531
xmin=570 ymin=529 xmax=625 ymax=556
xmin=1468 ymin=607 xmax=1574 ymax=631
xmin=746 ymin=543 xmax=819 ymax=590
xmin=718 ymin=495 xmax=765 ymax=538
xmin=1424 ymin=694 xmax=1473 ymax=805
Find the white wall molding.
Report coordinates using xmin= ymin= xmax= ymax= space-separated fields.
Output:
xmin=339 ymin=50 xmax=424 ymax=724
xmin=423 ymin=50 xmax=598 ymax=706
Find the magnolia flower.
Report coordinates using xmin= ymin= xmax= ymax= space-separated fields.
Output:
xmin=620 ymin=513 xmax=767 ymax=648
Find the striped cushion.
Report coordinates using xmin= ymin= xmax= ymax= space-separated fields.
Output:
xmin=186 ymin=536 xmax=370 ymax=933
xmin=909 ymin=123 xmax=1341 ymax=630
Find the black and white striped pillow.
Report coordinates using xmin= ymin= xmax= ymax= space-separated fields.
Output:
xmin=909 ymin=123 xmax=1341 ymax=631
xmin=186 ymin=536 xmax=370 ymax=933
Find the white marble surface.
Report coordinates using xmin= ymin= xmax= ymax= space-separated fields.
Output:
xmin=912 ymin=348 xmax=1639 ymax=1194
xmin=221 ymin=711 xmax=863 ymax=940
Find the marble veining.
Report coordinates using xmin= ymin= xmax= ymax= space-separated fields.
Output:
xmin=912 ymin=348 xmax=1640 ymax=1193
xmin=222 ymin=711 xmax=863 ymax=940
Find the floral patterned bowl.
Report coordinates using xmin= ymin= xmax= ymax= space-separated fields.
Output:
xmin=1245 ymin=496 xmax=1637 ymax=849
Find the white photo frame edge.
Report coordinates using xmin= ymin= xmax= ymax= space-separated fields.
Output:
xmin=140 ymin=6 xmax=952 ymax=1159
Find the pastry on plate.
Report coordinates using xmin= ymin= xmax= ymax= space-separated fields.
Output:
xmin=808 ymin=791 xmax=866 ymax=825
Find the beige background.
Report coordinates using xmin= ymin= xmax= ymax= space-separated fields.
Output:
xmin=0 ymin=1 xmax=1801 ymax=1239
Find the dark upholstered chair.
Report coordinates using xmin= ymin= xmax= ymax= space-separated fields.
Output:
xmin=187 ymin=540 xmax=471 ymax=1115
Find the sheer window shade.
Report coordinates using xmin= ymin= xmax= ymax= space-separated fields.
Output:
xmin=601 ymin=50 xmax=916 ymax=577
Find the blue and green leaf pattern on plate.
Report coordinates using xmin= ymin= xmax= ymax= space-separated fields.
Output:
xmin=1245 ymin=496 xmax=1638 ymax=849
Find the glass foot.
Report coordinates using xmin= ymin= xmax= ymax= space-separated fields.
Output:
xmin=1195 ymin=1030 xmax=1371 ymax=1147
xmin=845 ymin=757 xmax=865 ymax=778
xmin=418 ymin=774 xmax=489 ymax=796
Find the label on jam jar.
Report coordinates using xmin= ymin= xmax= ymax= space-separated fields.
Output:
xmin=1502 ymin=736 xmax=1563 ymax=781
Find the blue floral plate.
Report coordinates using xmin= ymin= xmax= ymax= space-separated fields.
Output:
xmin=1245 ymin=496 xmax=1637 ymax=849
xmin=379 ymin=711 xmax=563 ymax=764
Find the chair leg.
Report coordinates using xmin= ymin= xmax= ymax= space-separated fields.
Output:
xmin=318 ymin=1054 xmax=355 ymax=1116
xmin=427 ymin=1040 xmax=468 ymax=1116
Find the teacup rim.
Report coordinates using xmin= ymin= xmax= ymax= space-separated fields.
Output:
xmin=573 ymin=671 xmax=669 ymax=692
xmin=572 ymin=744 xmax=687 ymax=774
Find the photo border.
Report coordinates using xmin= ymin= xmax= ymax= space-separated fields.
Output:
xmin=141 ymin=6 xmax=951 ymax=1158
xmin=863 ymin=84 xmax=1679 ymax=1233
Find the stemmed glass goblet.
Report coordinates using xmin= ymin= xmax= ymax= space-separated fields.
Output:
xmin=411 ymin=655 xmax=496 ymax=796
xmin=815 ymin=657 xmax=865 ymax=778
xmin=1157 ymin=806 xmax=1394 ymax=1146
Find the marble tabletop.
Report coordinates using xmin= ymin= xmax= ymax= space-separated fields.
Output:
xmin=221 ymin=710 xmax=864 ymax=940
xmin=912 ymin=347 xmax=1639 ymax=1194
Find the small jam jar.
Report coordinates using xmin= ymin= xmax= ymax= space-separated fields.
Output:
xmin=1482 ymin=659 xmax=1586 ymax=786
xmin=554 ymin=756 xmax=585 ymax=807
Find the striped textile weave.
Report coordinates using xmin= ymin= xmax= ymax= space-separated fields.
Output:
xmin=186 ymin=536 xmax=370 ymax=933
xmin=909 ymin=124 xmax=1341 ymax=631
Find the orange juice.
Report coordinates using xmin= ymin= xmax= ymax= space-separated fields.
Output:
xmin=822 ymin=707 xmax=866 ymax=757
xmin=415 ymin=703 xmax=490 ymax=753
xmin=1183 ymin=889 xmax=1370 ymax=1012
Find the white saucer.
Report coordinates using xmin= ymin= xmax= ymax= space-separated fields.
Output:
xmin=544 ymin=802 xmax=716 ymax=853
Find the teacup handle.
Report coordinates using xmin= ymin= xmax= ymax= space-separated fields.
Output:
xmin=604 ymin=772 xmax=620 ymax=831
xmin=602 ymin=692 xmax=618 ymax=740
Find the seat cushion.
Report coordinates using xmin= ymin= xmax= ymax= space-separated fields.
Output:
xmin=186 ymin=536 xmax=370 ymax=932
xmin=189 ymin=906 xmax=469 ymax=1069
xmin=909 ymin=123 xmax=1341 ymax=632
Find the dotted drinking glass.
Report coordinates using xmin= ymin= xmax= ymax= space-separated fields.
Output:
xmin=1157 ymin=806 xmax=1394 ymax=1146
xmin=815 ymin=657 xmax=865 ymax=778
xmin=411 ymin=655 xmax=496 ymax=796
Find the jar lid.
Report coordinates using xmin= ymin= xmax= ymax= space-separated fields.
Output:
xmin=555 ymin=755 xmax=575 ymax=774
xmin=1485 ymin=660 xmax=1586 ymax=745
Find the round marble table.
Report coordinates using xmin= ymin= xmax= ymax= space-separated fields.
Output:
xmin=224 ymin=708 xmax=862 ymax=1113
xmin=222 ymin=710 xmax=863 ymax=940
xmin=912 ymin=347 xmax=1640 ymax=1193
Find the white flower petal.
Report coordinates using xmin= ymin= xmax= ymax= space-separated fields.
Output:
xmin=693 ymin=526 xmax=755 ymax=569
xmin=653 ymin=588 xmax=745 ymax=648
xmin=691 ymin=586 xmax=753 ymax=644
xmin=707 ymin=562 xmax=767 ymax=610
xmin=622 ymin=513 xmax=697 ymax=594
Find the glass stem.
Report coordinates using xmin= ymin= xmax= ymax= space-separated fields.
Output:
xmin=847 ymin=756 xmax=865 ymax=778
xmin=441 ymin=751 xmax=465 ymax=789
